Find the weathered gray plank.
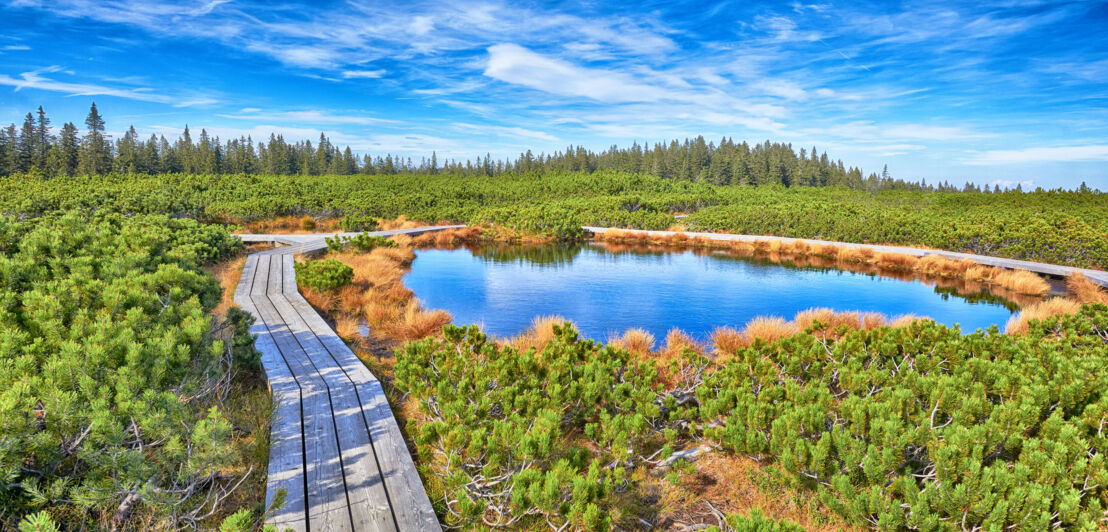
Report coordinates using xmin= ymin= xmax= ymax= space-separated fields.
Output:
xmin=255 ymin=257 xmax=353 ymax=532
xmin=234 ymin=226 xmax=459 ymax=532
xmin=235 ymin=255 xmax=308 ymax=532
xmin=272 ymin=255 xmax=397 ymax=532
xmin=283 ymin=266 xmax=441 ymax=531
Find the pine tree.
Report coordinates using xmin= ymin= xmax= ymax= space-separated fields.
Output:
xmin=34 ymin=106 xmax=52 ymax=169
xmin=58 ymin=122 xmax=79 ymax=176
xmin=17 ymin=112 xmax=35 ymax=172
xmin=78 ymin=103 xmax=110 ymax=175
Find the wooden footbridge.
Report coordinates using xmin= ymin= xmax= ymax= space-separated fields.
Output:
xmin=233 ymin=227 xmax=460 ymax=532
xmin=232 ymin=224 xmax=1105 ymax=531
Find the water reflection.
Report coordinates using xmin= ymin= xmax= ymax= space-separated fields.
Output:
xmin=404 ymin=242 xmax=1027 ymax=341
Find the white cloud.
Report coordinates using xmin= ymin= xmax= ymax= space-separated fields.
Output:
xmin=964 ymin=145 xmax=1108 ymax=165
xmin=484 ymin=44 xmax=668 ymax=103
xmin=1 ymin=45 xmax=31 ymax=51
xmin=341 ymin=70 xmax=386 ymax=79
xmin=0 ymin=66 xmax=215 ymax=106
xmin=452 ymin=122 xmax=559 ymax=142
xmin=218 ymin=109 xmax=400 ymax=126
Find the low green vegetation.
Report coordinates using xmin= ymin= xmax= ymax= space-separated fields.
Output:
xmin=396 ymin=306 xmax=1108 ymax=530
xmin=1 ymin=172 xmax=1105 ymax=267
xmin=0 ymin=213 xmax=272 ymax=529
xmin=293 ymin=258 xmax=353 ymax=291
xmin=325 ymin=232 xmax=396 ymax=253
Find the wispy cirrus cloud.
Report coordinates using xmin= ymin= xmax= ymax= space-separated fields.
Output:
xmin=218 ymin=108 xmax=400 ymax=126
xmin=2 ymin=0 xmax=1106 ymax=186
xmin=964 ymin=145 xmax=1108 ymax=165
xmin=0 ymin=65 xmax=215 ymax=106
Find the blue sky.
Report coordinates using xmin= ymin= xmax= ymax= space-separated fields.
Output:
xmin=1 ymin=0 xmax=1106 ymax=188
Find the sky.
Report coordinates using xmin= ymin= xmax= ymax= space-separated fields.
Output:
xmin=1 ymin=0 xmax=1106 ymax=188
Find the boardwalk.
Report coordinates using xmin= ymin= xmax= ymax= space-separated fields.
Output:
xmin=233 ymin=223 xmax=1102 ymax=530
xmin=583 ymin=226 xmax=1108 ymax=288
xmin=233 ymin=226 xmax=460 ymax=532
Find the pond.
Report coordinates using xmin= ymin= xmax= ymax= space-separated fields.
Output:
xmin=403 ymin=243 xmax=1021 ymax=342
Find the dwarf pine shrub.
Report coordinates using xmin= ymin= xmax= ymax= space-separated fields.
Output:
xmin=293 ymin=258 xmax=353 ymax=291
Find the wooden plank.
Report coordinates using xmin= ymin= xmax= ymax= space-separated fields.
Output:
xmin=255 ymin=256 xmax=353 ymax=532
xmin=272 ymin=255 xmax=397 ymax=532
xmin=234 ymin=255 xmax=308 ymax=532
xmin=282 ymin=274 xmax=441 ymax=530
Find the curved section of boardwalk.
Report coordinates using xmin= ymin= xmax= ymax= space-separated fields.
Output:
xmin=583 ymin=226 xmax=1108 ymax=288
xmin=234 ymin=227 xmax=460 ymax=532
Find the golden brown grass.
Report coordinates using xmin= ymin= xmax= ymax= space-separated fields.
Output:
xmin=204 ymin=255 xmax=246 ymax=318
xmin=861 ymin=311 xmax=887 ymax=330
xmin=380 ymin=300 xmax=453 ymax=342
xmin=609 ymin=328 xmax=656 ymax=356
xmin=301 ymin=286 xmax=337 ymax=313
xmin=334 ymin=315 xmax=363 ymax=342
xmin=916 ymin=255 xmax=972 ymax=277
xmin=709 ymin=326 xmax=745 ymax=357
xmin=836 ymin=246 xmax=870 ymax=263
xmin=742 ymin=316 xmax=797 ymax=344
xmin=662 ymin=328 xmax=702 ymax=359
xmin=1005 ymin=298 xmax=1083 ymax=334
xmin=889 ymin=314 xmax=928 ymax=328
xmin=651 ymin=453 xmax=862 ymax=532
xmin=964 ymin=264 xmax=998 ymax=281
xmin=875 ymin=252 xmax=920 ymax=271
xmin=510 ymin=315 xmax=569 ymax=353
xmin=1067 ymin=272 xmax=1108 ymax=304
xmin=793 ymin=307 xmax=835 ymax=331
xmin=992 ymin=269 xmax=1051 ymax=296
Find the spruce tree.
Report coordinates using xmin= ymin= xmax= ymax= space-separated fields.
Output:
xmin=34 ymin=106 xmax=51 ymax=169
xmin=78 ymin=103 xmax=110 ymax=175
xmin=17 ymin=112 xmax=35 ymax=172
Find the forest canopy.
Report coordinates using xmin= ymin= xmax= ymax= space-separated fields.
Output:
xmin=0 ymin=103 xmax=1033 ymax=192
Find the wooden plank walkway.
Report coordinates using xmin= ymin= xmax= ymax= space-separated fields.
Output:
xmin=583 ymin=226 xmax=1108 ymax=288
xmin=233 ymin=226 xmax=460 ymax=532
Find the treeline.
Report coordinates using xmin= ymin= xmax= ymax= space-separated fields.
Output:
xmin=0 ymin=102 xmax=975 ymax=191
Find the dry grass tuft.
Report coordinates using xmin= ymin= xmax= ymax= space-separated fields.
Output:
xmin=861 ymin=312 xmax=887 ymax=330
xmin=610 ymin=328 xmax=656 ymax=356
xmin=742 ymin=316 xmax=797 ymax=344
xmin=662 ymin=328 xmax=701 ymax=358
xmin=1067 ymin=272 xmax=1108 ymax=304
xmin=964 ymin=264 xmax=998 ymax=281
xmin=816 ymin=243 xmax=839 ymax=256
xmin=334 ymin=315 xmax=363 ymax=341
xmin=377 ymin=300 xmax=452 ymax=342
xmin=710 ymin=326 xmax=746 ymax=357
xmin=992 ymin=269 xmax=1051 ymax=296
xmin=793 ymin=307 xmax=835 ymax=331
xmin=889 ymin=314 xmax=928 ymax=328
xmin=917 ymin=255 xmax=971 ymax=277
xmin=876 ymin=252 xmax=920 ymax=270
xmin=301 ymin=287 xmax=336 ymax=312
xmin=510 ymin=315 xmax=569 ymax=353
xmin=205 ymin=255 xmax=246 ymax=318
xmin=836 ymin=246 xmax=869 ymax=263
xmin=1005 ymin=297 xmax=1083 ymax=334
xmin=790 ymin=240 xmax=812 ymax=255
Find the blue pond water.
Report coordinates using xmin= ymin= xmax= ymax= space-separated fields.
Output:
xmin=403 ymin=244 xmax=1019 ymax=341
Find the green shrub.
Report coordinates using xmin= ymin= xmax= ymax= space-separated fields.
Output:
xmin=394 ymin=323 xmax=698 ymax=530
xmin=294 ymin=258 xmax=353 ymax=291
xmin=0 ymin=213 xmax=253 ymax=529
xmin=340 ymin=215 xmax=377 ymax=232
xmin=704 ymin=510 xmax=803 ymax=532
xmin=698 ymin=305 xmax=1108 ymax=530
xmin=325 ymin=233 xmax=396 ymax=253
